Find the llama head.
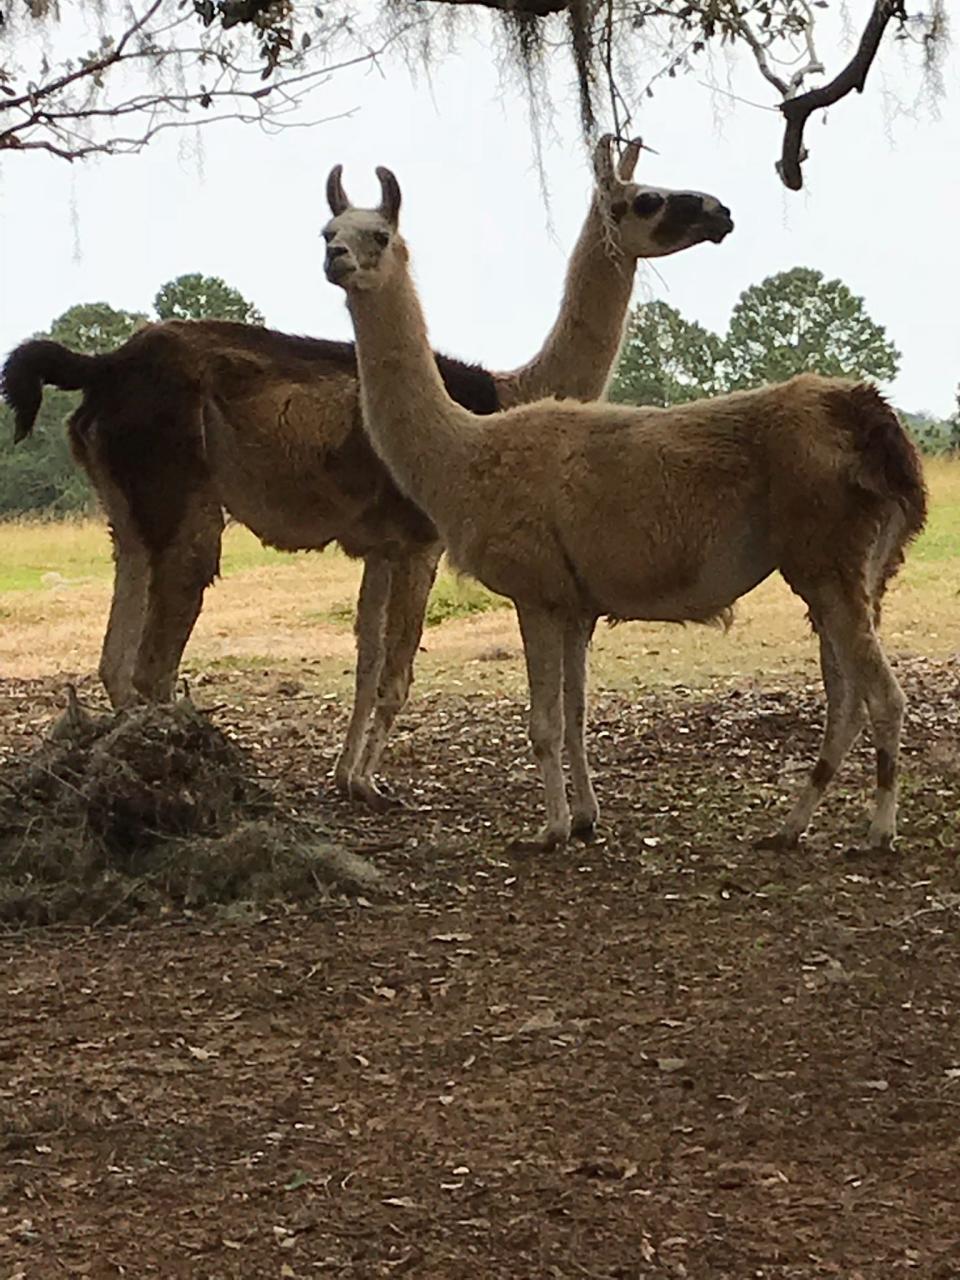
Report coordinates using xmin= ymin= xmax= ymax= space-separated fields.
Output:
xmin=592 ymin=135 xmax=734 ymax=259
xmin=323 ymin=165 xmax=405 ymax=292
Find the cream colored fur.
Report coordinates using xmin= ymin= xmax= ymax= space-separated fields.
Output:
xmin=324 ymin=166 xmax=926 ymax=851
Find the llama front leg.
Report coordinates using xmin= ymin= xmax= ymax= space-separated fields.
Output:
xmin=133 ymin=496 xmax=223 ymax=702
xmin=563 ymin=616 xmax=599 ymax=839
xmin=515 ymin=603 xmax=570 ymax=850
xmin=334 ymin=555 xmax=390 ymax=806
xmin=355 ymin=544 xmax=442 ymax=795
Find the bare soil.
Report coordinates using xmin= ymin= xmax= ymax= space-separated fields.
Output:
xmin=1 ymin=658 xmax=959 ymax=1278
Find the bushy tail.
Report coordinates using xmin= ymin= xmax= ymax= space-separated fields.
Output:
xmin=829 ymin=382 xmax=928 ymax=540
xmin=1 ymin=340 xmax=103 ymax=443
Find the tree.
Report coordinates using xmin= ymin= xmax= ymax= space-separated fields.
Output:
xmin=154 ymin=274 xmax=265 ymax=325
xmin=0 ymin=1 xmax=409 ymax=161
xmin=724 ymin=267 xmax=900 ymax=391
xmin=609 ymin=302 xmax=724 ymax=407
xmin=45 ymin=302 xmax=149 ymax=355
xmin=400 ymin=0 xmax=948 ymax=189
xmin=2 ymin=1 xmax=948 ymax=189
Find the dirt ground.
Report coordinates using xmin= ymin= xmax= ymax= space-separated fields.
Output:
xmin=1 ymin=656 xmax=960 ymax=1279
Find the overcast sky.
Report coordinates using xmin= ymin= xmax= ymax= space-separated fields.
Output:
xmin=1 ymin=4 xmax=957 ymax=415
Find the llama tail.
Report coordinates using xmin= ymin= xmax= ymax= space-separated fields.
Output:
xmin=830 ymin=382 xmax=928 ymax=540
xmin=827 ymin=382 xmax=928 ymax=619
xmin=1 ymin=340 xmax=104 ymax=443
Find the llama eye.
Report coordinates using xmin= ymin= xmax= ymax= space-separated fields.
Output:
xmin=633 ymin=191 xmax=664 ymax=218
xmin=322 ymin=228 xmax=334 ymax=243
xmin=373 ymin=230 xmax=390 ymax=247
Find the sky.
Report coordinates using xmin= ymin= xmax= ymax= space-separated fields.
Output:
xmin=0 ymin=4 xmax=957 ymax=416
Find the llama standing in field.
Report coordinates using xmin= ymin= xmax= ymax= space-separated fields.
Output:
xmin=2 ymin=138 xmax=733 ymax=809
xmin=322 ymin=164 xmax=926 ymax=850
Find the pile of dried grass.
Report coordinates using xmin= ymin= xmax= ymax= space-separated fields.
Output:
xmin=0 ymin=692 xmax=383 ymax=925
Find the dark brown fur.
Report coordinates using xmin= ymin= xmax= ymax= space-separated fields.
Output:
xmin=1 ymin=320 xmax=499 ymax=557
xmin=826 ymin=382 xmax=928 ymax=619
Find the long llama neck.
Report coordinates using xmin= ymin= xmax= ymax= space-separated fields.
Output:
xmin=497 ymin=197 xmax=635 ymax=406
xmin=347 ymin=256 xmax=473 ymax=530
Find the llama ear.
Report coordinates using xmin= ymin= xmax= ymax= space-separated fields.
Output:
xmin=375 ymin=166 xmax=402 ymax=227
xmin=593 ymin=134 xmax=617 ymax=190
xmin=326 ymin=165 xmax=350 ymax=216
xmin=617 ymin=137 xmax=643 ymax=181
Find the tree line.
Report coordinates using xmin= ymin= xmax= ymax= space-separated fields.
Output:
xmin=1 ymin=264 xmax=956 ymax=518
xmin=610 ymin=266 xmax=959 ymax=453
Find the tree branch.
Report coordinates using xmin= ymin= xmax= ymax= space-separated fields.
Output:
xmin=412 ymin=0 xmax=568 ymax=14
xmin=777 ymin=0 xmax=906 ymax=190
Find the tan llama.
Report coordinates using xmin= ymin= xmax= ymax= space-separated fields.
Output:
xmin=322 ymin=164 xmax=927 ymax=851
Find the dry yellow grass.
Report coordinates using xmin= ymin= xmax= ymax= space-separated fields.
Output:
xmin=1 ymin=456 xmax=957 ymax=696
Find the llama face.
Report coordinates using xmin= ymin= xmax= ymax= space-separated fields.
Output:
xmin=591 ymin=136 xmax=733 ymax=260
xmin=611 ymin=183 xmax=734 ymax=259
xmin=323 ymin=209 xmax=398 ymax=292
xmin=324 ymin=164 xmax=403 ymax=292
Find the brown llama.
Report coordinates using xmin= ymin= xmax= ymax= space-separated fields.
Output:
xmin=2 ymin=138 xmax=733 ymax=809
xmin=322 ymin=164 xmax=927 ymax=850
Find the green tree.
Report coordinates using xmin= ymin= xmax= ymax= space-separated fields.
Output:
xmin=610 ymin=301 xmax=724 ymax=407
xmin=47 ymin=302 xmax=149 ymax=355
xmin=154 ymin=274 xmax=265 ymax=325
xmin=947 ymin=386 xmax=960 ymax=452
xmin=725 ymin=267 xmax=900 ymax=391
xmin=0 ymin=302 xmax=147 ymax=516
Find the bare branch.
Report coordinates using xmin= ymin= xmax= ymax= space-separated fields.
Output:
xmin=0 ymin=3 xmax=424 ymax=160
xmin=777 ymin=0 xmax=906 ymax=190
xmin=411 ymin=0 xmax=568 ymax=12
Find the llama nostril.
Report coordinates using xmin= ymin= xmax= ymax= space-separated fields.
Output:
xmin=326 ymin=244 xmax=348 ymax=261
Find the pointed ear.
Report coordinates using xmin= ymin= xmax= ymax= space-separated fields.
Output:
xmin=593 ymin=134 xmax=617 ymax=191
xmin=326 ymin=165 xmax=349 ymax=216
xmin=617 ymin=137 xmax=643 ymax=181
xmin=375 ymin=166 xmax=402 ymax=227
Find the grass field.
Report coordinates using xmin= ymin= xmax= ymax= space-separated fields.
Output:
xmin=1 ymin=457 xmax=957 ymax=692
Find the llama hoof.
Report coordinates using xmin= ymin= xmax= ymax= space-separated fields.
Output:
xmin=571 ymin=817 xmax=597 ymax=844
xmin=351 ymin=779 xmax=404 ymax=813
xmin=867 ymin=830 xmax=896 ymax=854
xmin=336 ymin=774 xmax=404 ymax=813
xmin=753 ymin=830 xmax=799 ymax=852
xmin=508 ymin=828 xmax=570 ymax=854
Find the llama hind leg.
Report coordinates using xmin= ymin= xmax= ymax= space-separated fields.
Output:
xmin=133 ymin=496 xmax=224 ymax=702
xmin=355 ymin=545 xmax=441 ymax=797
xmin=817 ymin=593 xmax=905 ymax=850
xmin=99 ymin=509 xmax=150 ymax=709
xmin=516 ymin=603 xmax=570 ymax=850
xmin=334 ymin=555 xmax=390 ymax=805
xmin=563 ymin=617 xmax=598 ymax=839
xmin=762 ymin=628 xmax=866 ymax=848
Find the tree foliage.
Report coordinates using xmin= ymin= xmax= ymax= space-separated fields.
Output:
xmin=609 ymin=301 xmax=723 ymax=407
xmin=611 ymin=267 xmax=956 ymax=455
xmin=0 ymin=1 xmax=949 ymax=187
xmin=0 ymin=0 xmax=404 ymax=160
xmin=46 ymin=302 xmax=149 ymax=355
xmin=724 ymin=267 xmax=900 ymax=390
xmin=154 ymin=274 xmax=264 ymax=325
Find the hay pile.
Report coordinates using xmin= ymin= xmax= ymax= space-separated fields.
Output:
xmin=0 ymin=693 xmax=383 ymax=925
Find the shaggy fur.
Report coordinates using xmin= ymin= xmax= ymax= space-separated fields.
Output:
xmin=2 ymin=137 xmax=733 ymax=809
xmin=324 ymin=165 xmax=926 ymax=851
